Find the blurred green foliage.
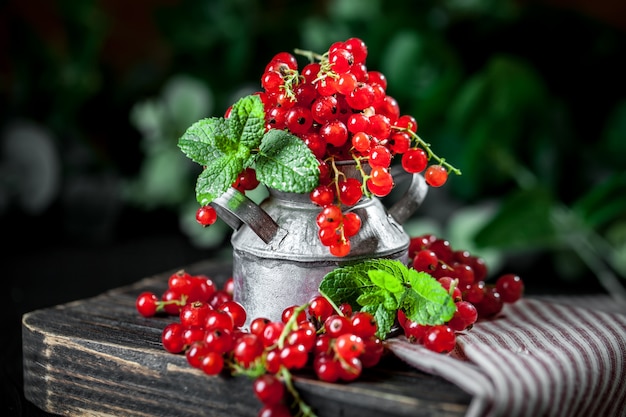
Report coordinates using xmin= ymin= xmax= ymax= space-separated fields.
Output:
xmin=2 ymin=0 xmax=626 ymax=294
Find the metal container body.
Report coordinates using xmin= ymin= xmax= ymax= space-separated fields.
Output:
xmin=210 ymin=162 xmax=428 ymax=325
xmin=231 ymin=192 xmax=410 ymax=323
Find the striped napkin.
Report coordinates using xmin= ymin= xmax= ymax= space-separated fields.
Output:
xmin=385 ymin=297 xmax=626 ymax=417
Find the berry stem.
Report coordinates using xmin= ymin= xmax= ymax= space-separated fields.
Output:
xmin=279 ymin=367 xmax=317 ymax=417
xmin=293 ymin=48 xmax=325 ymax=63
xmin=277 ymin=304 xmax=309 ymax=349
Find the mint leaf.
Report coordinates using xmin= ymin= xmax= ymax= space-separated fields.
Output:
xmin=368 ymin=269 xmax=403 ymax=293
xmin=356 ymin=290 xmax=385 ymax=306
xmin=319 ymin=263 xmax=375 ymax=309
xmin=255 ymin=129 xmax=319 ymax=193
xmin=178 ymin=117 xmax=233 ymax=165
xmin=403 ymin=269 xmax=455 ymax=325
xmin=195 ymin=154 xmax=243 ymax=206
xmin=229 ymin=95 xmax=266 ymax=149
xmin=319 ymin=259 xmax=455 ymax=340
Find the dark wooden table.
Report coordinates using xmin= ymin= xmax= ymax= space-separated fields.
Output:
xmin=22 ymin=259 xmax=471 ymax=417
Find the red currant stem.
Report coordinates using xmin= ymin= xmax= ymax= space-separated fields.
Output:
xmin=352 ymin=155 xmax=372 ymax=197
xmin=279 ymin=367 xmax=317 ymax=417
xmin=395 ymin=127 xmax=462 ymax=176
xmin=279 ymin=68 xmax=302 ymax=102
xmin=293 ymin=48 xmax=324 ymax=63
xmin=320 ymin=293 xmax=346 ymax=318
xmin=227 ymin=357 xmax=267 ymax=378
xmin=448 ymin=278 xmax=459 ymax=299
xmin=328 ymin=157 xmax=347 ymax=201
xmin=277 ymin=304 xmax=310 ymax=350
xmin=157 ymin=295 xmax=188 ymax=311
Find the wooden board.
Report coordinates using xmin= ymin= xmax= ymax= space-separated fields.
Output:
xmin=22 ymin=259 xmax=471 ymax=417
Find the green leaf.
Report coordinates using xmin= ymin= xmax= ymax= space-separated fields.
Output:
xmin=195 ymin=154 xmax=243 ymax=206
xmin=474 ymin=187 xmax=558 ymax=249
xmin=319 ymin=262 xmax=377 ymax=308
xmin=178 ymin=117 xmax=233 ymax=165
xmin=403 ymin=269 xmax=455 ymax=325
xmin=319 ymin=259 xmax=455 ymax=339
xmin=368 ymin=269 xmax=403 ymax=293
xmin=228 ymin=94 xmax=265 ymax=149
xmin=255 ymin=129 xmax=319 ymax=193
xmin=572 ymin=172 xmax=626 ymax=229
xmin=356 ymin=291 xmax=385 ymax=306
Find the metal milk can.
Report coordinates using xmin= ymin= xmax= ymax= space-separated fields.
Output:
xmin=210 ymin=161 xmax=428 ymax=324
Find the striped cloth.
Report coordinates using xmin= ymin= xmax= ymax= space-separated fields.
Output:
xmin=385 ymin=297 xmax=626 ymax=417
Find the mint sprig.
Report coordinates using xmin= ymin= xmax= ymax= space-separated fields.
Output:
xmin=318 ymin=259 xmax=456 ymax=339
xmin=177 ymin=95 xmax=319 ymax=206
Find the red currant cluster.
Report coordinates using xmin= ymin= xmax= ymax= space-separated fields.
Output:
xmin=135 ymin=269 xmax=232 ymax=317
xmin=136 ymin=271 xmax=383 ymax=417
xmin=247 ymin=38 xmax=459 ymax=257
xmin=399 ymin=234 xmax=525 ymax=353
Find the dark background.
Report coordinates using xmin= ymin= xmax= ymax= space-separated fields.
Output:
xmin=2 ymin=0 xmax=626 ymax=415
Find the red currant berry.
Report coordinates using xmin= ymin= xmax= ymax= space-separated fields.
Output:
xmin=496 ymin=273 xmax=524 ymax=303
xmin=475 ymin=286 xmax=503 ymax=318
xmin=161 ymin=322 xmax=186 ymax=353
xmin=344 ymin=37 xmax=368 ymax=64
xmin=285 ymin=106 xmax=313 ymax=134
xmin=338 ymin=356 xmax=362 ymax=381
xmin=334 ymin=333 xmax=365 ymax=360
xmin=424 ymin=165 xmax=449 ymax=187
xmin=196 ymin=205 xmax=217 ymax=226
xmin=281 ymin=305 xmax=308 ymax=324
xmin=253 ymin=374 xmax=285 ymax=406
xmin=360 ymin=336 xmax=384 ymax=368
xmin=324 ymin=314 xmax=353 ymax=337
xmin=310 ymin=185 xmax=335 ymax=207
xmin=404 ymin=320 xmax=429 ymax=344
xmin=342 ymin=212 xmax=361 ymax=238
xmin=232 ymin=333 xmax=264 ymax=367
xmin=203 ymin=328 xmax=234 ymax=354
xmin=205 ymin=310 xmax=235 ymax=332
xmin=368 ymin=145 xmax=392 ymax=168
xmin=200 ymin=351 xmax=224 ymax=375
xmin=395 ymin=114 xmax=418 ymax=132
xmin=250 ymin=317 xmax=270 ymax=337
xmin=423 ymin=325 xmax=456 ymax=353
xmin=401 ymin=148 xmax=428 ymax=173
xmin=180 ymin=301 xmax=212 ymax=329
xmin=219 ymin=300 xmax=247 ymax=328
xmin=388 ymin=131 xmax=411 ymax=154
xmin=262 ymin=321 xmax=285 ymax=347
xmin=346 ymin=83 xmax=375 ymax=110
xmin=313 ymin=353 xmax=341 ymax=382
xmin=366 ymin=178 xmax=393 ymax=197
xmin=351 ymin=131 xmax=371 ymax=153
xmin=308 ymin=295 xmax=334 ymax=323
xmin=279 ymin=343 xmax=309 ymax=369
xmin=338 ymin=178 xmax=363 ymax=206
xmin=329 ymin=239 xmax=351 ymax=257
xmin=136 ymin=291 xmax=159 ymax=317
xmin=413 ymin=249 xmax=439 ymax=273
xmin=316 ymin=205 xmax=343 ymax=228
xmin=320 ymin=120 xmax=348 ymax=147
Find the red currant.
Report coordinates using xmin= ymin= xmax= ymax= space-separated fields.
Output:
xmin=424 ymin=165 xmax=449 ymax=187
xmin=195 ymin=205 xmax=217 ymax=226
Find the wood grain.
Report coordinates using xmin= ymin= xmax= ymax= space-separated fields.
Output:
xmin=22 ymin=259 xmax=471 ymax=417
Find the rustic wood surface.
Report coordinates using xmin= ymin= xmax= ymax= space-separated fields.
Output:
xmin=22 ymin=259 xmax=471 ymax=417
